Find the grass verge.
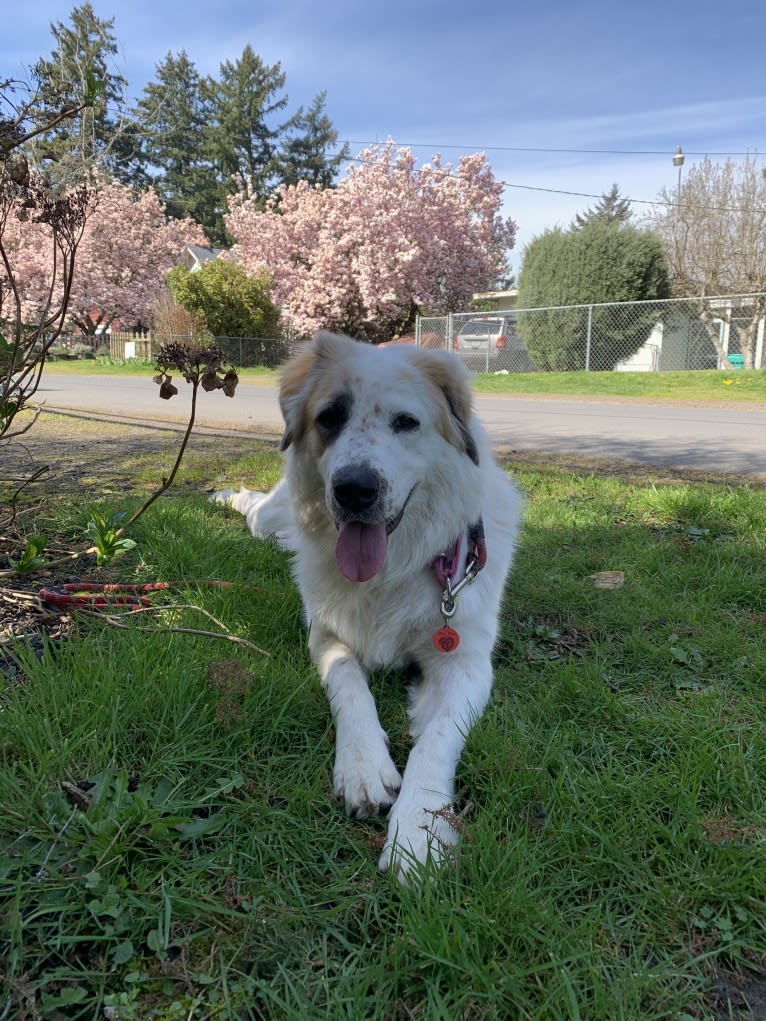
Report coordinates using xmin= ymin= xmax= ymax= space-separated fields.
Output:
xmin=1 ymin=436 xmax=765 ymax=1019
xmin=42 ymin=357 xmax=766 ymax=404
xmin=471 ymin=367 xmax=766 ymax=402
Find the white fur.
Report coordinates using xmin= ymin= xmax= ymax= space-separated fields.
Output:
xmin=212 ymin=333 xmax=523 ymax=882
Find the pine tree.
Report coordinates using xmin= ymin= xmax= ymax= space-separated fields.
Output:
xmin=277 ymin=92 xmax=349 ymax=188
xmin=33 ymin=3 xmax=128 ymax=176
xmin=133 ymin=51 xmax=223 ymax=237
xmin=572 ymin=183 xmax=632 ymax=229
xmin=206 ymin=45 xmax=290 ymax=199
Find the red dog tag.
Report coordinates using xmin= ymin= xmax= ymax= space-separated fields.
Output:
xmin=433 ymin=626 xmax=460 ymax=653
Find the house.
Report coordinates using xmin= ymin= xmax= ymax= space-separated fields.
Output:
xmin=177 ymin=244 xmax=226 ymax=273
xmin=471 ymin=288 xmax=518 ymax=311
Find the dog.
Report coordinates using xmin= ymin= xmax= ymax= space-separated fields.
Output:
xmin=212 ymin=332 xmax=523 ymax=881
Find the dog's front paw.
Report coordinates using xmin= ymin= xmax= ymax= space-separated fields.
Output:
xmin=333 ymin=740 xmax=402 ymax=819
xmin=210 ymin=487 xmax=237 ymax=506
xmin=378 ymin=797 xmax=459 ymax=882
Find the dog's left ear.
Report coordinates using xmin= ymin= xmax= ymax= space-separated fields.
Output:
xmin=278 ymin=343 xmax=318 ymax=450
xmin=416 ymin=350 xmax=480 ymax=465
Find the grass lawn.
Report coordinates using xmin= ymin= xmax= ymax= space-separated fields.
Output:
xmin=471 ymin=367 xmax=766 ymax=403
xmin=1 ymin=432 xmax=765 ymax=1019
xmin=42 ymin=356 xmax=766 ymax=404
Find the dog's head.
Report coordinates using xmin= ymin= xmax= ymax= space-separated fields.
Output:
xmin=279 ymin=332 xmax=482 ymax=582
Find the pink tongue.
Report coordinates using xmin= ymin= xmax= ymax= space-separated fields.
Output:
xmin=335 ymin=521 xmax=388 ymax=582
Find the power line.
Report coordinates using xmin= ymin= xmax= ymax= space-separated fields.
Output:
xmin=500 ymin=181 xmax=661 ymax=205
xmin=333 ymin=142 xmax=766 ymax=215
xmin=499 ymin=180 xmax=766 ymax=216
xmin=337 ymin=139 xmax=762 ymax=159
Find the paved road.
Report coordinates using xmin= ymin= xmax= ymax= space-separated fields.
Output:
xmin=34 ymin=374 xmax=766 ymax=478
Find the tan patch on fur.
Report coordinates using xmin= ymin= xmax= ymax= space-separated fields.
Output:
xmin=279 ymin=345 xmax=317 ymax=402
xmin=410 ymin=348 xmax=479 ymax=464
xmin=279 ymin=333 xmax=353 ymax=452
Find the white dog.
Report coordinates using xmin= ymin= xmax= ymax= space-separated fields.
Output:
xmin=212 ymin=332 xmax=523 ymax=881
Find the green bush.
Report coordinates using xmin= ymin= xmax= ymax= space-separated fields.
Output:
xmin=167 ymin=259 xmax=281 ymax=343
xmin=517 ymin=222 xmax=671 ymax=370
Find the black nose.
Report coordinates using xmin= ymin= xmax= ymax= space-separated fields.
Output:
xmin=332 ymin=465 xmax=382 ymax=514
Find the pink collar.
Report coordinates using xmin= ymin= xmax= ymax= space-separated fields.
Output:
xmin=432 ymin=519 xmax=487 ymax=588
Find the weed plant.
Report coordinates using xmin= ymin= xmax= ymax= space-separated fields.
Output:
xmin=1 ymin=450 xmax=765 ymax=1019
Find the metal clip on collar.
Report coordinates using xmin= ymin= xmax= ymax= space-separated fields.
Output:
xmin=440 ymin=555 xmax=480 ymax=619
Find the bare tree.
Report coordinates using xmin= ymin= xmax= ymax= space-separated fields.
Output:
xmin=646 ymin=155 xmax=766 ymax=368
xmin=1 ymin=74 xmax=96 ymax=449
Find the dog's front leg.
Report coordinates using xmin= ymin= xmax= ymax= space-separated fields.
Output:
xmin=312 ymin=630 xmax=402 ymax=819
xmin=210 ymin=480 xmax=296 ymax=549
xmin=379 ymin=653 xmax=493 ymax=881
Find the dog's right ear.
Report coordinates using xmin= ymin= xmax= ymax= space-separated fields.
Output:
xmin=278 ymin=343 xmax=318 ymax=451
xmin=415 ymin=348 xmax=480 ymax=466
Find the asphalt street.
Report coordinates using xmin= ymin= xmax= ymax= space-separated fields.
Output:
xmin=33 ymin=374 xmax=766 ymax=479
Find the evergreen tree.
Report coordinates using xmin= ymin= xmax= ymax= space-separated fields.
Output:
xmin=33 ymin=3 xmax=127 ymax=175
xmin=572 ymin=183 xmax=632 ymax=229
xmin=133 ymin=51 xmax=224 ymax=238
xmin=277 ymin=92 xmax=349 ymax=188
xmin=125 ymin=45 xmax=348 ymax=242
xmin=517 ymin=221 xmax=670 ymax=370
xmin=206 ymin=45 xmax=289 ymax=199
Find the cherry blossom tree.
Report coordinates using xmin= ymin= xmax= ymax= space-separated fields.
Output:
xmin=69 ymin=177 xmax=207 ymax=334
xmin=1 ymin=72 xmax=96 ymax=445
xmin=225 ymin=141 xmax=516 ymax=341
xmin=9 ymin=176 xmax=206 ymax=335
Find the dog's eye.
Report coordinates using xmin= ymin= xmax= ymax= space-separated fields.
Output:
xmin=391 ymin=413 xmax=420 ymax=433
xmin=316 ymin=397 xmax=350 ymax=436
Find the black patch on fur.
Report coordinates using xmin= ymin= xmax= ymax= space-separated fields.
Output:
xmin=315 ymin=392 xmax=353 ymax=445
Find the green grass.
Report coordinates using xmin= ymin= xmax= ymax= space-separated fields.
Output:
xmin=42 ymin=356 xmax=766 ymax=403
xmin=472 ymin=367 xmax=766 ymax=402
xmin=43 ymin=358 xmax=281 ymax=385
xmin=2 ymin=450 xmax=766 ymax=1018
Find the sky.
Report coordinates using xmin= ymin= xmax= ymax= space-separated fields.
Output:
xmin=3 ymin=0 xmax=765 ymax=275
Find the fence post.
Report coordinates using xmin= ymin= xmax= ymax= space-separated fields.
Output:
xmin=415 ymin=315 xmax=421 ymax=347
xmin=584 ymin=304 xmax=593 ymax=371
xmin=446 ymin=313 xmax=453 ymax=352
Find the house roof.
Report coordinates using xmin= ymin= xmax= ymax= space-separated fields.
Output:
xmin=177 ymin=244 xmax=226 ymax=272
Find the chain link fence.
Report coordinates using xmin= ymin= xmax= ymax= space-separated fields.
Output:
xmin=109 ymin=333 xmax=293 ymax=368
xmin=417 ymin=293 xmax=766 ymax=372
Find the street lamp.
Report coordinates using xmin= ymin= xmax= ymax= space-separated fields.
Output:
xmin=673 ymin=145 xmax=685 ymax=225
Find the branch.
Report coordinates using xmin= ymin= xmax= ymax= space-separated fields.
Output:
xmin=79 ymin=603 xmax=271 ymax=657
xmin=114 ymin=377 xmax=200 ymax=538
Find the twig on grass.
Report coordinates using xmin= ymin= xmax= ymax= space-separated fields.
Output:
xmin=78 ymin=602 xmax=271 ymax=657
xmin=0 ymin=462 xmax=49 ymax=530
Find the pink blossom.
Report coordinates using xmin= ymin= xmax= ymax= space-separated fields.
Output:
xmin=3 ymin=175 xmax=207 ymax=333
xmin=226 ymin=141 xmax=516 ymax=340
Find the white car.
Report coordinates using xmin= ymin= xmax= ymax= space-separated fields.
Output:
xmin=452 ymin=316 xmax=536 ymax=372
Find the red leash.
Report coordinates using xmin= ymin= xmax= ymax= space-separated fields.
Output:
xmin=39 ymin=582 xmax=173 ymax=609
xmin=38 ymin=580 xmax=236 ymax=610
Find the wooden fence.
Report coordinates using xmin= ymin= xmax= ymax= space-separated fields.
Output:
xmin=109 ymin=332 xmax=155 ymax=361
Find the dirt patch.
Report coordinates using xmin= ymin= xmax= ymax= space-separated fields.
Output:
xmin=708 ymin=966 xmax=766 ymax=1020
xmin=4 ymin=410 xmax=278 ymax=496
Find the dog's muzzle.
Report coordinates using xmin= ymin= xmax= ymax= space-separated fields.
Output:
xmin=331 ymin=466 xmax=411 ymax=583
xmin=332 ymin=465 xmax=384 ymax=517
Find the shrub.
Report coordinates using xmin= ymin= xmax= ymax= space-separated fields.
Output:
xmin=517 ymin=222 xmax=670 ymax=370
